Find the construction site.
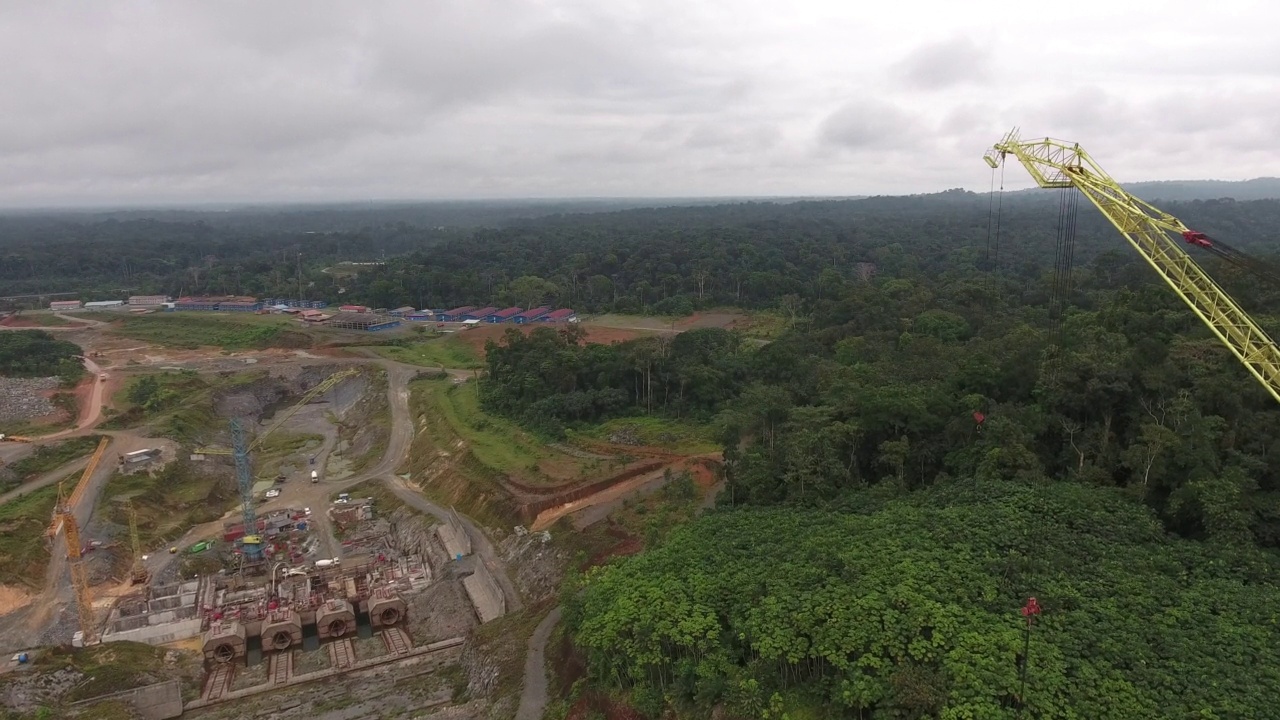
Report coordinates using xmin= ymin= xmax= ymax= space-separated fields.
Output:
xmin=0 ymin=301 xmax=726 ymax=719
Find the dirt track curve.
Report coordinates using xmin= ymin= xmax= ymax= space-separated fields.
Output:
xmin=516 ymin=607 xmax=561 ymax=720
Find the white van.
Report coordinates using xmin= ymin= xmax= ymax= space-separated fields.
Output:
xmin=310 ymin=470 xmax=319 ymax=483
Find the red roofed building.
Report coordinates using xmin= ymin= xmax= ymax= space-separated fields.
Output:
xmin=440 ymin=306 xmax=475 ymax=322
xmin=463 ymin=307 xmax=497 ymax=320
xmin=513 ymin=307 xmax=550 ymax=324
xmin=486 ymin=306 xmax=523 ymax=323
xmin=540 ymin=308 xmax=577 ymax=322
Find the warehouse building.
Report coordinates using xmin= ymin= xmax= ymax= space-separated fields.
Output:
xmin=513 ymin=307 xmax=550 ymax=324
xmin=173 ymin=295 xmax=261 ymax=311
xmin=84 ymin=300 xmax=125 ymax=309
xmin=128 ymin=295 xmax=169 ymax=306
xmin=49 ymin=300 xmax=82 ymax=310
xmin=389 ymin=306 xmax=416 ymax=317
xmin=486 ymin=307 xmax=523 ymax=323
xmin=262 ymin=298 xmax=328 ymax=309
xmin=218 ymin=297 xmax=262 ymax=312
xmin=439 ymin=306 xmax=474 ymax=322
xmin=327 ymin=312 xmax=400 ymax=331
xmin=540 ymin=308 xmax=577 ymax=322
xmin=463 ymin=307 xmax=497 ymax=321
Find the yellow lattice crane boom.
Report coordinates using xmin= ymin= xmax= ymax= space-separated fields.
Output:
xmin=46 ymin=437 xmax=109 ymax=539
xmin=984 ymin=129 xmax=1280 ymax=405
xmin=127 ymin=500 xmax=148 ymax=585
xmin=195 ymin=368 xmax=360 ymax=456
xmin=53 ymin=482 xmax=98 ymax=645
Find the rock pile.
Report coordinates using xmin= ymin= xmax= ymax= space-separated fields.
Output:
xmin=0 ymin=377 xmax=58 ymax=424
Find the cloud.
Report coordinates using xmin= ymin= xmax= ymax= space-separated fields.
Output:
xmin=891 ymin=37 xmax=991 ymax=90
xmin=819 ymin=100 xmax=920 ymax=150
xmin=0 ymin=1 xmax=1277 ymax=206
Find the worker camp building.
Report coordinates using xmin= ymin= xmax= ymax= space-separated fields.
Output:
xmin=327 ymin=312 xmax=400 ymax=331
xmin=174 ymin=295 xmax=263 ymax=312
xmin=49 ymin=300 xmax=82 ymax=311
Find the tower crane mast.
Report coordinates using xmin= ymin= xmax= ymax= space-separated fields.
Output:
xmin=984 ymin=129 xmax=1280 ymax=405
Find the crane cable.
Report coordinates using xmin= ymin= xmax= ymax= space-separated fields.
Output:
xmin=1048 ymin=187 xmax=1080 ymax=352
xmin=985 ymin=163 xmax=1006 ymax=268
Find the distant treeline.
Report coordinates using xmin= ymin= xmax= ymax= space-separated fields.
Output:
xmin=3 ymin=191 xmax=1280 ymax=315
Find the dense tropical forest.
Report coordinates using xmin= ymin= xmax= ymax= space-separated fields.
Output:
xmin=468 ymin=191 xmax=1280 ymax=716
xmin=4 ymin=190 xmax=1280 ymax=314
xmin=0 ymin=330 xmax=84 ymax=383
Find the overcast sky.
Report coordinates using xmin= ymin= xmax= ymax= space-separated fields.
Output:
xmin=2 ymin=1 xmax=1277 ymax=207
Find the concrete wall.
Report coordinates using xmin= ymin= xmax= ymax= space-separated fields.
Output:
xmin=103 ymin=617 xmax=203 ymax=646
xmin=462 ymin=562 xmax=505 ymax=623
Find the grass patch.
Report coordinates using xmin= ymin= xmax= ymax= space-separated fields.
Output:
xmin=12 ymin=312 xmax=75 ymax=327
xmin=101 ymin=369 xmax=258 ymax=446
xmin=103 ymin=313 xmax=313 ymax=350
xmin=36 ymin=641 xmax=199 ymax=703
xmin=608 ymin=468 xmax=703 ymax=547
xmin=0 ymin=435 xmax=102 ymax=494
xmin=98 ymin=459 xmax=235 ymax=551
xmin=571 ymin=416 xmax=719 ymax=454
xmin=0 ymin=482 xmax=61 ymax=589
xmin=429 ymin=380 xmax=545 ymax=476
xmin=406 ymin=378 xmax=522 ymax=529
xmin=253 ymin=432 xmax=325 ymax=479
xmin=734 ymin=310 xmax=790 ymax=341
xmin=370 ymin=336 xmax=482 ymax=369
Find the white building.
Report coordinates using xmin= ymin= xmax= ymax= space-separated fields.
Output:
xmin=84 ymin=300 xmax=125 ymax=309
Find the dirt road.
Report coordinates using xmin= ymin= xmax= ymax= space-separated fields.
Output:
xmin=34 ymin=357 xmax=109 ymax=442
xmin=0 ymin=455 xmax=90 ymax=506
xmin=515 ymin=607 xmax=561 ymax=720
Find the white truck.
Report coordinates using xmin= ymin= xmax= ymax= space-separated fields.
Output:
xmin=310 ymin=470 xmax=319 ymax=483
xmin=315 ymin=558 xmax=341 ymax=569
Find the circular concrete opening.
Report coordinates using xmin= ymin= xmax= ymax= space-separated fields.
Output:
xmin=213 ymin=644 xmax=235 ymax=664
xmin=328 ymin=619 xmax=348 ymax=638
xmin=379 ymin=607 xmax=401 ymax=626
xmin=270 ymin=630 xmax=292 ymax=650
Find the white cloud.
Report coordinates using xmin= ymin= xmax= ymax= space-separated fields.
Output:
xmin=0 ymin=0 xmax=1277 ymax=206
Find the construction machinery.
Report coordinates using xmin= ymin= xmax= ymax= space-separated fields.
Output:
xmin=195 ymin=368 xmax=359 ymax=563
xmin=984 ymin=130 xmax=1280 ymax=405
xmin=46 ymin=437 xmax=110 ymax=540
xmin=127 ymin=500 xmax=149 ymax=585
xmin=0 ymin=434 xmax=34 ymax=443
xmin=52 ymin=483 xmax=97 ymax=645
xmin=43 ymin=437 xmax=111 ymax=645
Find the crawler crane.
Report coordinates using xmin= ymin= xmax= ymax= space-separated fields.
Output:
xmin=984 ymin=129 xmax=1280 ymax=405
